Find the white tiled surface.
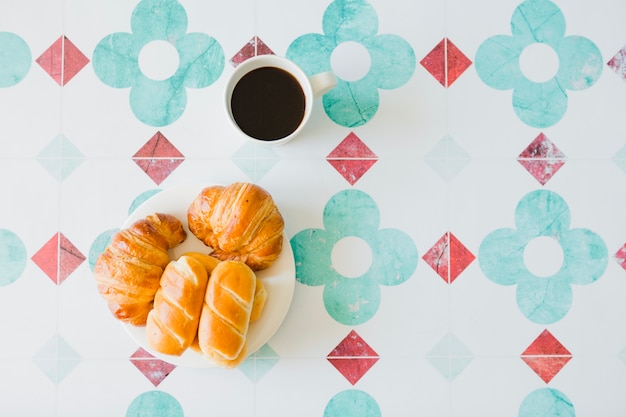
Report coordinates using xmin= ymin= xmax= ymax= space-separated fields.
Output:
xmin=0 ymin=0 xmax=625 ymax=415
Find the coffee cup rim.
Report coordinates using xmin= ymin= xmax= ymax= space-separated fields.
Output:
xmin=224 ymin=55 xmax=315 ymax=145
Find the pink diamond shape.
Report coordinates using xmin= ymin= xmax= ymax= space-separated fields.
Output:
xmin=521 ymin=329 xmax=572 ymax=384
xmin=133 ymin=131 xmax=184 ymax=185
xmin=518 ymin=133 xmax=567 ymax=185
xmin=614 ymin=244 xmax=626 ymax=270
xmin=420 ymin=38 xmax=472 ymax=87
xmin=36 ymin=36 xmax=90 ymax=86
xmin=607 ymin=45 xmax=626 ymax=83
xmin=230 ymin=36 xmax=275 ymax=67
xmin=31 ymin=232 xmax=85 ymax=285
xmin=327 ymin=132 xmax=378 ymax=185
xmin=130 ymin=348 xmax=176 ymax=386
xmin=327 ymin=330 xmax=379 ymax=385
xmin=422 ymin=232 xmax=475 ymax=284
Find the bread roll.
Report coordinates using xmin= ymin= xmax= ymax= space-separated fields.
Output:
xmin=198 ymin=260 xmax=256 ymax=367
xmin=250 ymin=278 xmax=267 ymax=322
xmin=146 ymin=255 xmax=209 ymax=355
xmin=94 ymin=213 xmax=186 ymax=325
xmin=187 ymin=182 xmax=284 ymax=271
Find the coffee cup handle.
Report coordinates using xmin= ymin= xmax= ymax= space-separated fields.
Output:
xmin=309 ymin=71 xmax=338 ymax=99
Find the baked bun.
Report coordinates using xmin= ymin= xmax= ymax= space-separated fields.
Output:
xmin=198 ymin=260 xmax=256 ymax=367
xmin=187 ymin=182 xmax=284 ymax=271
xmin=94 ymin=213 xmax=186 ymax=325
xmin=250 ymin=278 xmax=267 ymax=322
xmin=146 ymin=255 xmax=209 ymax=355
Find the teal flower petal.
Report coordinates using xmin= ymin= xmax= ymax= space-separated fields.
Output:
xmin=93 ymin=33 xmax=140 ymax=88
xmin=323 ymin=0 xmax=378 ymax=43
xmin=479 ymin=228 xmax=529 ymax=286
xmin=287 ymin=0 xmax=414 ymax=128
xmin=129 ymin=76 xmax=186 ymax=126
xmin=479 ymin=189 xmax=608 ymax=324
xmin=323 ymin=190 xmax=380 ymax=236
xmin=291 ymin=228 xmax=335 ymax=287
xmin=556 ymin=35 xmax=603 ymax=91
xmin=286 ymin=34 xmax=336 ymax=75
xmin=369 ymin=228 xmax=417 ymax=286
xmin=0 ymin=229 xmax=27 ymax=286
xmin=323 ymin=80 xmax=379 ymax=128
xmin=324 ymin=276 xmax=380 ymax=325
xmin=512 ymin=78 xmax=567 ymax=128
xmin=519 ymin=388 xmax=575 ymax=417
xmin=131 ymin=0 xmax=187 ymax=43
xmin=517 ymin=276 xmax=572 ymax=324
xmin=475 ymin=35 xmax=525 ymax=90
xmin=89 ymin=229 xmax=117 ymax=272
xmin=561 ymin=228 xmax=608 ymax=285
xmin=511 ymin=0 xmax=565 ymax=44
xmin=476 ymin=0 xmax=597 ymax=128
xmin=176 ymin=33 xmax=224 ymax=88
xmin=363 ymin=34 xmax=415 ymax=90
xmin=93 ymin=0 xmax=224 ymax=126
xmin=514 ymin=190 xmax=570 ymax=237
xmin=126 ymin=391 xmax=184 ymax=417
xmin=0 ymin=32 xmax=31 ymax=88
xmin=325 ymin=390 xmax=381 ymax=417
xmin=292 ymin=189 xmax=416 ymax=325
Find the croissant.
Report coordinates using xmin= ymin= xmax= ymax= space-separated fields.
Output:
xmin=94 ymin=213 xmax=186 ymax=325
xmin=146 ymin=255 xmax=209 ymax=355
xmin=187 ymin=182 xmax=284 ymax=271
xmin=198 ymin=260 xmax=256 ymax=367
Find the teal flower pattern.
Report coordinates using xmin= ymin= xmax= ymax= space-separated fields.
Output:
xmin=0 ymin=32 xmax=31 ymax=87
xmin=92 ymin=0 xmax=224 ymax=126
xmin=286 ymin=0 xmax=415 ymax=128
xmin=291 ymin=190 xmax=417 ymax=325
xmin=475 ymin=0 xmax=603 ymax=128
xmin=479 ymin=190 xmax=608 ymax=324
xmin=519 ymin=388 xmax=575 ymax=417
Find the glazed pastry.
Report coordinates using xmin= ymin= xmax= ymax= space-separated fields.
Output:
xmin=180 ymin=251 xmax=221 ymax=274
xmin=187 ymin=182 xmax=284 ymax=271
xmin=146 ymin=255 xmax=209 ymax=356
xmin=198 ymin=260 xmax=256 ymax=367
xmin=183 ymin=251 xmax=267 ymax=322
xmin=94 ymin=213 xmax=186 ymax=325
xmin=250 ymin=278 xmax=267 ymax=322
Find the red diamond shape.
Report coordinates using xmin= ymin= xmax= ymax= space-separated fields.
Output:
xmin=521 ymin=329 xmax=572 ymax=383
xmin=422 ymin=232 xmax=475 ymax=284
xmin=31 ymin=232 xmax=85 ymax=285
xmin=518 ymin=133 xmax=567 ymax=185
xmin=327 ymin=132 xmax=378 ymax=185
xmin=615 ymin=244 xmax=626 ymax=270
xmin=36 ymin=35 xmax=90 ymax=86
xmin=133 ymin=131 xmax=184 ymax=185
xmin=230 ymin=36 xmax=275 ymax=67
xmin=327 ymin=330 xmax=379 ymax=385
xmin=420 ymin=38 xmax=472 ymax=87
xmin=607 ymin=45 xmax=626 ymax=83
xmin=130 ymin=348 xmax=176 ymax=387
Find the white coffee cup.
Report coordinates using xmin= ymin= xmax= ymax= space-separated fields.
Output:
xmin=225 ymin=55 xmax=337 ymax=145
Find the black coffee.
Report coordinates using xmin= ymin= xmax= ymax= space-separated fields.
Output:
xmin=230 ymin=66 xmax=306 ymax=141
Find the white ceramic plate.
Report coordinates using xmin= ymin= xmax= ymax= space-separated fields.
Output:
xmin=120 ymin=183 xmax=295 ymax=367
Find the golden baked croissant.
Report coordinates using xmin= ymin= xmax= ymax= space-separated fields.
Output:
xmin=146 ymin=255 xmax=209 ymax=356
xmin=198 ymin=260 xmax=256 ymax=368
xmin=187 ymin=182 xmax=284 ymax=271
xmin=94 ymin=213 xmax=186 ymax=325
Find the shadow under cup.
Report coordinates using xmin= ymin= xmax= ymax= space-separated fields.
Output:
xmin=226 ymin=57 xmax=314 ymax=144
